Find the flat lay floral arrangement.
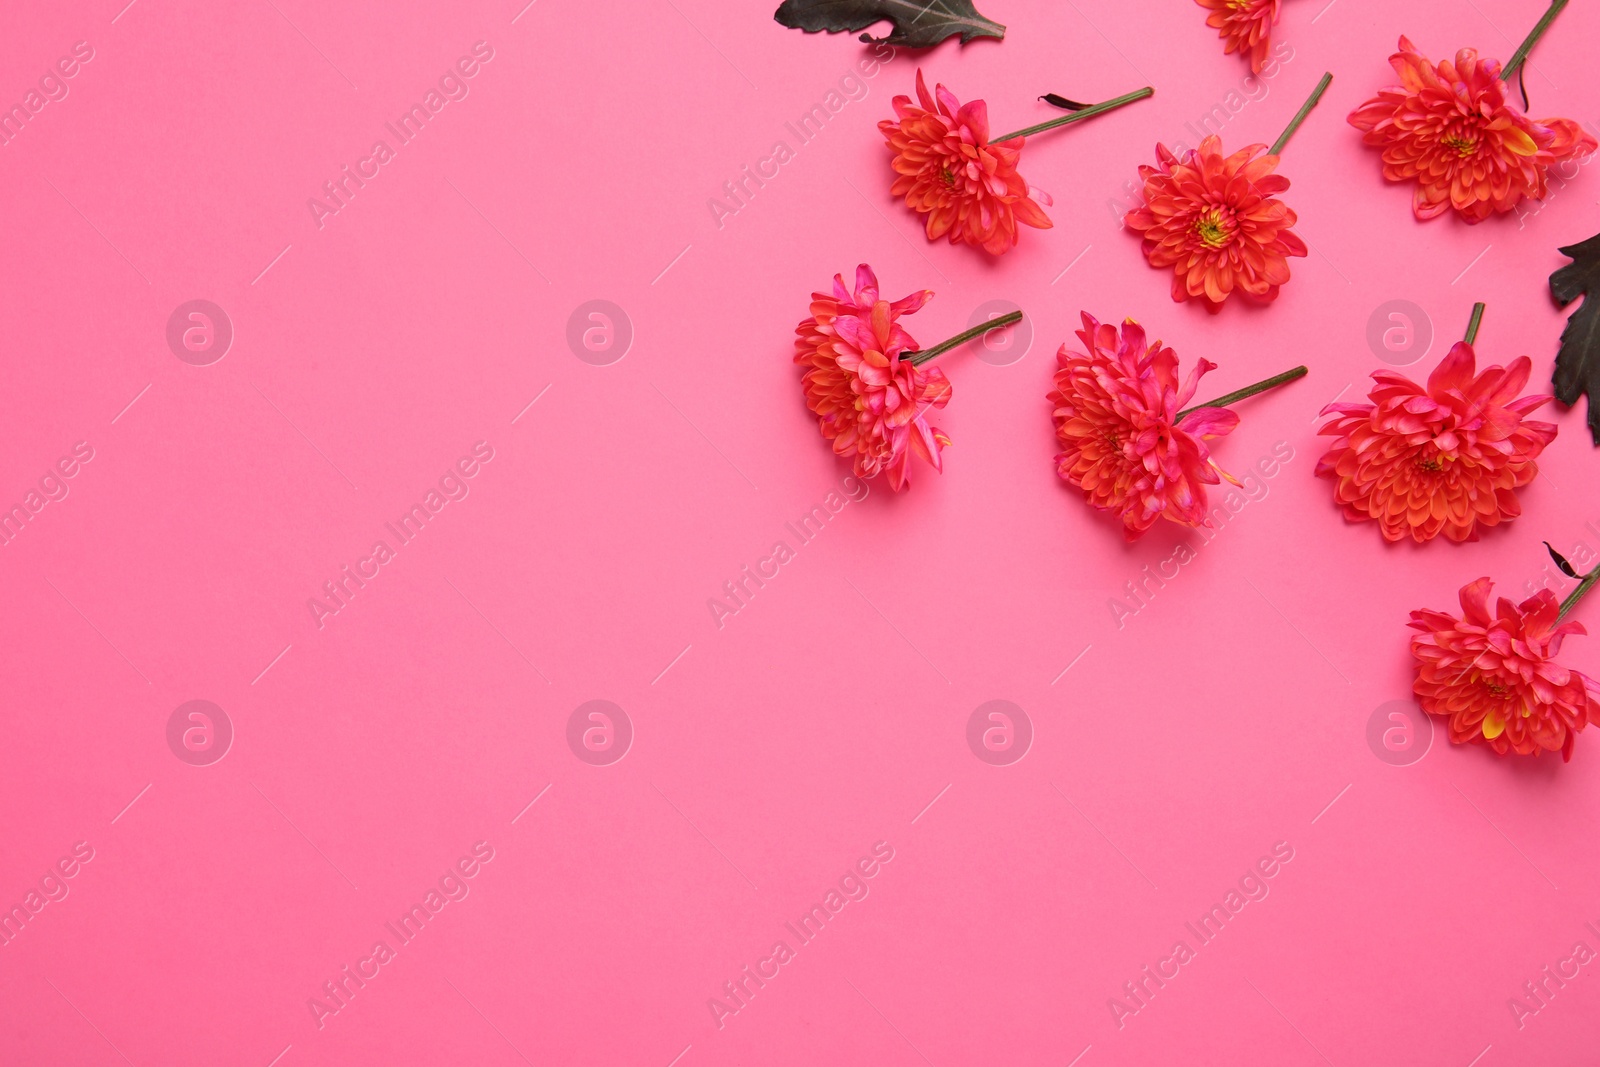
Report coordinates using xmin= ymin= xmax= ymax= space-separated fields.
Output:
xmin=779 ymin=0 xmax=1600 ymax=763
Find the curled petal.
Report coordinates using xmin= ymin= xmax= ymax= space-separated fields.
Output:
xmin=1048 ymin=313 xmax=1241 ymax=537
xmin=880 ymin=69 xmax=1052 ymax=256
xmin=1178 ymin=406 xmax=1241 ymax=439
xmin=794 ymin=266 xmax=952 ymax=492
xmin=1316 ymin=341 xmax=1557 ymax=542
xmin=1411 ymin=579 xmax=1596 ymax=761
xmin=1348 ymin=37 xmax=1598 ymax=222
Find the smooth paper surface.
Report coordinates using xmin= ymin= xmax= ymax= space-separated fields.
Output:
xmin=3 ymin=0 xmax=1600 ymax=1063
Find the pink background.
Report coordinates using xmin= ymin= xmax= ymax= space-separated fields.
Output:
xmin=4 ymin=0 xmax=1600 ymax=1062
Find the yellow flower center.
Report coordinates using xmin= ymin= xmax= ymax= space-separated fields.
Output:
xmin=1475 ymin=675 xmax=1518 ymax=739
xmin=1414 ymin=445 xmax=1449 ymax=473
xmin=1194 ymin=209 xmax=1232 ymax=248
xmin=940 ymin=167 xmax=957 ymax=187
xmin=1441 ymin=133 xmax=1478 ymax=157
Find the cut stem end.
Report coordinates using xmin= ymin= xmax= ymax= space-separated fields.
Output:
xmin=1177 ymin=366 xmax=1308 ymax=422
xmin=904 ymin=310 xmax=1024 ymax=366
xmin=1269 ymin=72 xmax=1333 ymax=156
xmin=991 ymin=86 xmax=1154 ymax=144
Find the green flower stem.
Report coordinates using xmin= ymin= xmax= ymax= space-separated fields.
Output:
xmin=904 ymin=311 xmax=1023 ymax=366
xmin=1559 ymin=564 xmax=1600 ymax=620
xmin=1176 ymin=366 xmax=1308 ymax=422
xmin=989 ymin=87 xmax=1154 ymax=143
xmin=1268 ymin=72 xmax=1333 ymax=155
xmin=1463 ymin=302 xmax=1486 ymax=344
xmin=1504 ymin=0 xmax=1568 ymax=81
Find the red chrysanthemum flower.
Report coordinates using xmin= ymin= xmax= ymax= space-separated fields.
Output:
xmin=879 ymin=69 xmax=1053 ymax=256
xmin=1048 ymin=313 xmax=1241 ymax=539
xmin=1316 ymin=340 xmax=1557 ymax=543
xmin=1348 ymin=36 xmax=1597 ymax=222
xmin=1124 ymin=136 xmax=1307 ymax=312
xmin=1410 ymin=578 xmax=1596 ymax=760
xmin=1195 ymin=0 xmax=1282 ymax=73
xmin=794 ymin=264 xmax=952 ymax=492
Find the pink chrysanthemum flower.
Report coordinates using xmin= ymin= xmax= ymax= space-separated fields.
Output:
xmin=879 ymin=69 xmax=1053 ymax=256
xmin=794 ymin=264 xmax=951 ymax=492
xmin=1047 ymin=313 xmax=1242 ymax=539
xmin=1195 ymin=0 xmax=1282 ymax=73
xmin=1124 ymin=136 xmax=1307 ymax=312
xmin=1348 ymin=37 xmax=1597 ymax=222
xmin=1410 ymin=578 xmax=1596 ymax=760
xmin=1316 ymin=341 xmax=1557 ymax=543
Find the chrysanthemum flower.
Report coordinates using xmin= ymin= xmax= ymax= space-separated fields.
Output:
xmin=794 ymin=264 xmax=952 ymax=491
xmin=1195 ymin=0 xmax=1282 ymax=73
xmin=1410 ymin=577 xmax=1596 ymax=760
xmin=1316 ymin=340 xmax=1557 ymax=543
xmin=879 ymin=69 xmax=1053 ymax=256
xmin=1047 ymin=313 xmax=1244 ymax=539
xmin=1124 ymin=136 xmax=1308 ymax=312
xmin=1348 ymin=36 xmax=1597 ymax=222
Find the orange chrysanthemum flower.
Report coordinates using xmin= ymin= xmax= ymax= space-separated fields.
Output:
xmin=1410 ymin=578 xmax=1596 ymax=760
xmin=1316 ymin=340 xmax=1557 ymax=543
xmin=1348 ymin=36 xmax=1597 ymax=222
xmin=1124 ymin=136 xmax=1307 ymax=312
xmin=879 ymin=69 xmax=1053 ymax=256
xmin=794 ymin=264 xmax=952 ymax=492
xmin=1048 ymin=313 xmax=1242 ymax=540
xmin=1195 ymin=0 xmax=1281 ymax=73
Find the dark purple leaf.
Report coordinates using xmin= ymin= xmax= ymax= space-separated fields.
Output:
xmin=774 ymin=0 xmax=1004 ymax=49
xmin=1551 ymin=230 xmax=1600 ymax=444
